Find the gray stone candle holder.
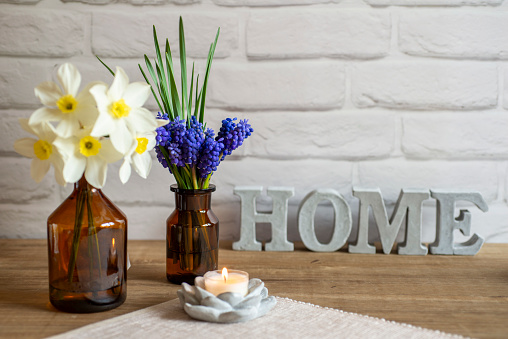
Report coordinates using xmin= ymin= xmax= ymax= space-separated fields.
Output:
xmin=177 ymin=277 xmax=277 ymax=323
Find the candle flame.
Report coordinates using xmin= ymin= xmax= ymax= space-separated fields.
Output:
xmin=112 ymin=238 xmax=115 ymax=248
xmin=222 ymin=267 xmax=228 ymax=282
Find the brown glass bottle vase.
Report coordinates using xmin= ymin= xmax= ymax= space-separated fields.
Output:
xmin=47 ymin=176 xmax=127 ymax=313
xmin=166 ymin=184 xmax=219 ymax=284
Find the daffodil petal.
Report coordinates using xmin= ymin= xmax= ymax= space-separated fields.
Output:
xmin=109 ymin=121 xmax=134 ymax=154
xmin=89 ymin=83 xmax=109 ymax=109
xmin=19 ymin=118 xmax=32 ymax=134
xmin=100 ymin=139 xmax=124 ymax=163
xmin=75 ymin=104 xmax=99 ymax=130
xmin=156 ymin=118 xmax=169 ymax=127
xmin=29 ymin=107 xmax=62 ymax=126
xmin=53 ymin=137 xmax=76 ymax=159
xmin=31 ymin=158 xmax=50 ymax=183
xmin=119 ymin=158 xmax=132 ymax=184
xmin=14 ymin=138 xmax=36 ymax=158
xmin=77 ymin=81 xmax=105 ymax=103
xmin=90 ymin=110 xmax=116 ymax=138
xmin=34 ymin=81 xmax=62 ymax=106
xmin=85 ymin=156 xmax=108 ymax=189
xmin=126 ymin=108 xmax=158 ymax=134
xmin=132 ymin=151 xmax=152 ymax=179
xmin=146 ymin=132 xmax=156 ymax=149
xmin=55 ymin=116 xmax=80 ymax=138
xmin=123 ymin=82 xmax=150 ymax=108
xmin=51 ymin=156 xmax=67 ymax=186
xmin=109 ymin=67 xmax=129 ymax=102
xmin=57 ymin=63 xmax=81 ymax=96
xmin=36 ymin=122 xmax=58 ymax=142
xmin=63 ymin=154 xmax=86 ymax=183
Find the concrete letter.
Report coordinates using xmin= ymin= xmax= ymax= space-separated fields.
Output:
xmin=430 ymin=190 xmax=488 ymax=255
xmin=233 ymin=186 xmax=294 ymax=251
xmin=349 ymin=188 xmax=430 ymax=255
xmin=297 ymin=189 xmax=352 ymax=252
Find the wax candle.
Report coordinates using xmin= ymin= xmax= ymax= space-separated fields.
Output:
xmin=204 ymin=268 xmax=249 ymax=296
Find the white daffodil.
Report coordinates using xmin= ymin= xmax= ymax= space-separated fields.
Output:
xmin=90 ymin=66 xmax=158 ymax=155
xmin=119 ymin=131 xmax=157 ymax=184
xmin=53 ymin=128 xmax=123 ymax=189
xmin=13 ymin=119 xmax=66 ymax=186
xmin=29 ymin=63 xmax=101 ymax=138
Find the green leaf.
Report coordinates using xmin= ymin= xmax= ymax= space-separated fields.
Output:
xmin=153 ymin=26 xmax=165 ymax=82
xmin=165 ymin=38 xmax=174 ymax=92
xmin=194 ymin=76 xmax=201 ymax=118
xmin=199 ymin=27 xmax=220 ymax=124
xmin=153 ymin=26 xmax=176 ymax=117
xmin=144 ymin=56 xmax=165 ymax=109
xmin=166 ymin=52 xmax=182 ymax=119
xmin=155 ymin=62 xmax=175 ymax=119
xmin=188 ymin=63 xmax=195 ymax=121
xmin=179 ymin=16 xmax=188 ymax=122
xmin=138 ymin=64 xmax=164 ymax=114
xmin=145 ymin=55 xmax=172 ymax=117
xmin=96 ymin=56 xmax=115 ymax=76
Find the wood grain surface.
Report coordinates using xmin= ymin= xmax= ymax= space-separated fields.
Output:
xmin=0 ymin=239 xmax=507 ymax=338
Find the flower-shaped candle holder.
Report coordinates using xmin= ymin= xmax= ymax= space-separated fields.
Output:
xmin=177 ymin=277 xmax=277 ymax=323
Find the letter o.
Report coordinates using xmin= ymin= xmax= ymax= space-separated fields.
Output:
xmin=297 ymin=189 xmax=352 ymax=252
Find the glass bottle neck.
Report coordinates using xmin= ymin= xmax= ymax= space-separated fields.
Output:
xmin=174 ymin=192 xmax=212 ymax=210
xmin=74 ymin=175 xmax=99 ymax=193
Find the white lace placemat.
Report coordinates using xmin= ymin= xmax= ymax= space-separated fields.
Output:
xmin=48 ymin=297 xmax=467 ymax=339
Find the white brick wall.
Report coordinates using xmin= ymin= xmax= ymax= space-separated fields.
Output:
xmin=1 ymin=0 xmax=508 ymax=246
xmin=246 ymin=10 xmax=391 ymax=59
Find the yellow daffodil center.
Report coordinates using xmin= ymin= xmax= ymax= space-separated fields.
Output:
xmin=135 ymin=137 xmax=148 ymax=154
xmin=33 ymin=140 xmax=52 ymax=160
xmin=57 ymin=94 xmax=78 ymax=113
xmin=79 ymin=136 xmax=101 ymax=157
xmin=109 ymin=99 xmax=131 ymax=119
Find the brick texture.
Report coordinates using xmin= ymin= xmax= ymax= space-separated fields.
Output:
xmin=365 ymin=0 xmax=502 ymax=5
xmin=0 ymin=60 xmax=53 ymax=109
xmin=214 ymin=0 xmax=339 ymax=5
xmin=358 ymin=159 xmax=499 ymax=204
xmin=0 ymin=9 xmax=86 ymax=57
xmin=400 ymin=12 xmax=508 ymax=59
xmin=0 ymin=157 xmax=59 ymax=204
xmin=208 ymin=62 xmax=345 ymax=110
xmin=65 ymin=0 xmax=197 ymax=4
xmin=351 ymin=61 xmax=498 ymax=110
xmin=247 ymin=10 xmax=390 ymax=59
xmin=245 ymin=111 xmax=395 ymax=159
xmin=402 ymin=113 xmax=508 ymax=158
xmin=92 ymin=12 xmax=238 ymax=58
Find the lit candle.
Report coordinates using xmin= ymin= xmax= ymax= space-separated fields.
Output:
xmin=204 ymin=268 xmax=249 ymax=296
xmin=110 ymin=238 xmax=117 ymax=257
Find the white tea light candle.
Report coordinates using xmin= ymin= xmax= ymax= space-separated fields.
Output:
xmin=204 ymin=268 xmax=249 ymax=296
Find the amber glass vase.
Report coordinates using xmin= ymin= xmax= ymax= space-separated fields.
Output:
xmin=166 ymin=184 xmax=219 ymax=284
xmin=47 ymin=176 xmax=127 ymax=313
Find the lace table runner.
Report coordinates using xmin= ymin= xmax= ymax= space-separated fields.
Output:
xmin=49 ymin=297 xmax=466 ymax=339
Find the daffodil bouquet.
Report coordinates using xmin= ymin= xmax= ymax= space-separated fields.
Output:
xmin=135 ymin=18 xmax=253 ymax=190
xmin=14 ymin=63 xmax=165 ymax=286
xmin=14 ymin=63 xmax=164 ymax=188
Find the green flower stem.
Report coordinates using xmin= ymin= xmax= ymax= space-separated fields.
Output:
xmin=86 ymin=187 xmax=101 ymax=279
xmin=191 ymin=166 xmax=198 ymax=189
xmin=68 ymin=188 xmax=86 ymax=282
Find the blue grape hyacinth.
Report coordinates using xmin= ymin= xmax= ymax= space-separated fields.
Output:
xmin=155 ymin=114 xmax=253 ymax=189
xmin=217 ymin=118 xmax=254 ymax=159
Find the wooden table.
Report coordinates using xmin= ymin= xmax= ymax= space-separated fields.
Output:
xmin=1 ymin=240 xmax=507 ymax=338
